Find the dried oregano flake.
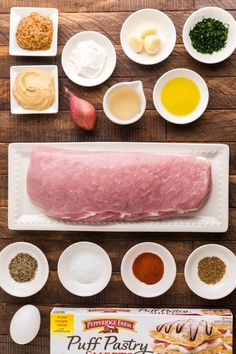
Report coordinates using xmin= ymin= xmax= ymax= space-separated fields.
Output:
xmin=198 ymin=256 xmax=226 ymax=285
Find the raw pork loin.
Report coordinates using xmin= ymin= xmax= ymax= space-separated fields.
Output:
xmin=27 ymin=147 xmax=212 ymax=222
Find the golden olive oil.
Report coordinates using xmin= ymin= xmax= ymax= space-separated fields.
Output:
xmin=108 ymin=87 xmax=141 ymax=120
xmin=161 ymin=77 xmax=200 ymax=116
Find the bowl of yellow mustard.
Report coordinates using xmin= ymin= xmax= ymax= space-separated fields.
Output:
xmin=10 ymin=65 xmax=58 ymax=114
xmin=152 ymin=68 xmax=209 ymax=125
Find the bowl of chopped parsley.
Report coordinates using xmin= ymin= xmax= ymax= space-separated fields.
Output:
xmin=183 ymin=7 xmax=236 ymax=64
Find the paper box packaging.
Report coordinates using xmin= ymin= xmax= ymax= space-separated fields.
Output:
xmin=50 ymin=308 xmax=233 ymax=354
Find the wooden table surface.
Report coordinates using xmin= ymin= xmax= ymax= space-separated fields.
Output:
xmin=0 ymin=0 xmax=236 ymax=352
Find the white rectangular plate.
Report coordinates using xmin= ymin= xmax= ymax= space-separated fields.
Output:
xmin=8 ymin=142 xmax=229 ymax=232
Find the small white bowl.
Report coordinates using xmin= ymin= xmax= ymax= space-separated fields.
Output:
xmin=185 ymin=244 xmax=236 ymax=300
xmin=153 ymin=68 xmax=209 ymax=124
xmin=10 ymin=65 xmax=59 ymax=115
xmin=0 ymin=242 xmax=49 ymax=297
xmin=62 ymin=31 xmax=116 ymax=87
xmin=103 ymin=80 xmax=146 ymax=125
xmin=9 ymin=7 xmax=58 ymax=56
xmin=121 ymin=242 xmax=176 ymax=298
xmin=183 ymin=7 xmax=236 ymax=64
xmin=120 ymin=9 xmax=176 ymax=65
xmin=58 ymin=242 xmax=112 ymax=297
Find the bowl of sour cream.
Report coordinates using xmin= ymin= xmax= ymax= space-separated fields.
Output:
xmin=61 ymin=31 xmax=117 ymax=87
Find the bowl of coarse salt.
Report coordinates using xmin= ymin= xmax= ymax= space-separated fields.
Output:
xmin=57 ymin=241 xmax=112 ymax=297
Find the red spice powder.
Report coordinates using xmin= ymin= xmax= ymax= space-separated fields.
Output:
xmin=132 ymin=252 xmax=164 ymax=285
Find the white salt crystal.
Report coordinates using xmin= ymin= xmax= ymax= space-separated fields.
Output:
xmin=69 ymin=250 xmax=105 ymax=284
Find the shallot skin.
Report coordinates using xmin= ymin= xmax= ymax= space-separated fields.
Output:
xmin=64 ymin=87 xmax=96 ymax=131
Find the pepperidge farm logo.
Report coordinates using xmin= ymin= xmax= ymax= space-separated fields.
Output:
xmin=82 ymin=318 xmax=137 ymax=333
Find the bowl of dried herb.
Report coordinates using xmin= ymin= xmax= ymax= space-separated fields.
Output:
xmin=183 ymin=7 xmax=236 ymax=64
xmin=0 ymin=242 xmax=49 ymax=297
xmin=184 ymin=244 xmax=236 ymax=300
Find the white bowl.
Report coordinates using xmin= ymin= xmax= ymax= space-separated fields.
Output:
xmin=9 ymin=7 xmax=58 ymax=56
xmin=183 ymin=7 xmax=236 ymax=64
xmin=153 ymin=68 xmax=209 ymax=124
xmin=0 ymin=242 xmax=49 ymax=297
xmin=103 ymin=81 xmax=146 ymax=125
xmin=58 ymin=242 xmax=112 ymax=297
xmin=185 ymin=244 xmax=236 ymax=300
xmin=10 ymin=65 xmax=59 ymax=115
xmin=120 ymin=9 xmax=176 ymax=65
xmin=62 ymin=31 xmax=116 ymax=87
xmin=121 ymin=242 xmax=176 ymax=298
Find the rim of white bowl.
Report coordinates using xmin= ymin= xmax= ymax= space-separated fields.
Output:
xmin=183 ymin=7 xmax=236 ymax=64
xmin=153 ymin=68 xmax=209 ymax=124
xmin=121 ymin=242 xmax=176 ymax=298
xmin=185 ymin=244 xmax=236 ymax=300
xmin=120 ymin=8 xmax=176 ymax=65
xmin=0 ymin=242 xmax=49 ymax=297
xmin=103 ymin=81 xmax=146 ymax=125
xmin=61 ymin=31 xmax=117 ymax=87
xmin=58 ymin=241 xmax=112 ymax=297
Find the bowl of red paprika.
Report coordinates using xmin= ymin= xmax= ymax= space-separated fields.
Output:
xmin=121 ymin=242 xmax=176 ymax=298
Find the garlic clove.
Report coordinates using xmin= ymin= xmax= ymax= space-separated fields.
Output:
xmin=129 ymin=34 xmax=144 ymax=53
xmin=144 ymin=35 xmax=161 ymax=55
xmin=141 ymin=27 xmax=157 ymax=38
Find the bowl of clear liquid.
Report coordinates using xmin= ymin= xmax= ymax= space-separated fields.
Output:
xmin=103 ymin=80 xmax=146 ymax=125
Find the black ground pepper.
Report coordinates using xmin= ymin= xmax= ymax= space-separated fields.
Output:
xmin=9 ymin=252 xmax=38 ymax=283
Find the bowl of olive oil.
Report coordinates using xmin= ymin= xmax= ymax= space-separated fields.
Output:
xmin=153 ymin=68 xmax=209 ymax=125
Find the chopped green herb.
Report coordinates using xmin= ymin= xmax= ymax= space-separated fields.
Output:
xmin=189 ymin=18 xmax=229 ymax=54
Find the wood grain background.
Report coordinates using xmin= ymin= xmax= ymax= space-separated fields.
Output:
xmin=0 ymin=0 xmax=236 ymax=353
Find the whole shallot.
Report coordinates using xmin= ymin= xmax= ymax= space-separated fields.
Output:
xmin=64 ymin=87 xmax=96 ymax=131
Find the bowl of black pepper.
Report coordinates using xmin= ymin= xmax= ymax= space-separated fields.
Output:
xmin=0 ymin=242 xmax=49 ymax=297
xmin=184 ymin=244 xmax=236 ymax=300
xmin=183 ymin=7 xmax=236 ymax=64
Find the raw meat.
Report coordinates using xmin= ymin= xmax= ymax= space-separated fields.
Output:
xmin=26 ymin=147 xmax=212 ymax=222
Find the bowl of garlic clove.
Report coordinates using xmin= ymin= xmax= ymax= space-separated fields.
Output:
xmin=120 ymin=9 xmax=176 ymax=65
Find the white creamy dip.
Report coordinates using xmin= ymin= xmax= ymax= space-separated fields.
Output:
xmin=70 ymin=40 xmax=107 ymax=78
